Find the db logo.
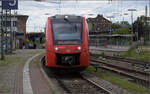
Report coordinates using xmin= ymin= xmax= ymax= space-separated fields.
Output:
xmin=66 ymin=50 xmax=71 ymax=53
xmin=9 ymin=0 xmax=17 ymax=6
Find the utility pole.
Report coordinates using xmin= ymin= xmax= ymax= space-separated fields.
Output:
xmin=128 ymin=9 xmax=137 ymax=41
xmin=59 ymin=0 xmax=61 ymax=14
xmin=107 ymin=15 xmax=114 ymax=48
xmin=145 ymin=5 xmax=149 ymax=43
xmin=123 ymin=13 xmax=128 ymax=22
xmin=145 ymin=5 xmax=148 ymax=17
xmin=149 ymin=0 xmax=150 ymax=17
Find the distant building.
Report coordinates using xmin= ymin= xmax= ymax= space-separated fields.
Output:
xmin=87 ymin=15 xmax=112 ymax=46
xmin=87 ymin=15 xmax=112 ymax=35
xmin=0 ymin=14 xmax=28 ymax=50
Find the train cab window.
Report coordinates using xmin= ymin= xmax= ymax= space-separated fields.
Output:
xmin=52 ymin=22 xmax=82 ymax=45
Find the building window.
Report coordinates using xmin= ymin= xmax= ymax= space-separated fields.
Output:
xmin=13 ymin=21 xmax=17 ymax=27
xmin=2 ymin=21 xmax=11 ymax=27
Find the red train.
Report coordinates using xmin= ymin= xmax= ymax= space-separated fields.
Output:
xmin=45 ymin=15 xmax=89 ymax=71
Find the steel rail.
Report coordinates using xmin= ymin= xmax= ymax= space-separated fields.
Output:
xmin=81 ymin=74 xmax=112 ymax=94
xmin=90 ymin=59 xmax=150 ymax=86
xmin=90 ymin=53 xmax=150 ymax=67
xmin=91 ymin=58 xmax=150 ymax=76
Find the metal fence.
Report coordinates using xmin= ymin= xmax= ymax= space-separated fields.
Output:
xmin=0 ymin=7 xmax=17 ymax=60
xmin=89 ymin=34 xmax=133 ymax=47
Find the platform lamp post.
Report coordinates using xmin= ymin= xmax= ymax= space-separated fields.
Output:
xmin=128 ymin=9 xmax=137 ymax=42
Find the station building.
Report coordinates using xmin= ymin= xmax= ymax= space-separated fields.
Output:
xmin=0 ymin=14 xmax=28 ymax=50
xmin=87 ymin=15 xmax=112 ymax=46
xmin=87 ymin=14 xmax=112 ymax=35
xmin=87 ymin=14 xmax=133 ymax=47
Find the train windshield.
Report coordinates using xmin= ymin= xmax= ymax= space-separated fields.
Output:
xmin=52 ymin=22 xmax=82 ymax=45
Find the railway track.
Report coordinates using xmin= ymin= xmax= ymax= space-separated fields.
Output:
xmin=90 ymin=58 xmax=150 ymax=87
xmin=41 ymin=56 xmax=112 ymax=94
xmin=54 ymin=73 xmax=112 ymax=94
xmin=90 ymin=57 xmax=150 ymax=76
xmin=90 ymin=53 xmax=150 ymax=69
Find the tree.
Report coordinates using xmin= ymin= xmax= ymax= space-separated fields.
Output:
xmin=110 ymin=21 xmax=131 ymax=34
xmin=120 ymin=21 xmax=131 ymax=28
xmin=133 ymin=16 xmax=150 ymax=41
xmin=110 ymin=23 xmax=121 ymax=30
xmin=112 ymin=27 xmax=131 ymax=34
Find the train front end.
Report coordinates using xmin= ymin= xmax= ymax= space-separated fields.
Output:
xmin=45 ymin=15 xmax=89 ymax=71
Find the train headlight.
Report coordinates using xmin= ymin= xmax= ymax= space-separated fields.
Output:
xmin=77 ymin=46 xmax=81 ymax=50
xmin=55 ymin=47 xmax=58 ymax=51
xmin=65 ymin=15 xmax=68 ymax=19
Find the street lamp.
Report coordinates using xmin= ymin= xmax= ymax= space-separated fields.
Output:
xmin=44 ymin=13 xmax=51 ymax=15
xmin=128 ymin=9 xmax=137 ymax=25
xmin=128 ymin=8 xmax=137 ymax=42
xmin=123 ymin=13 xmax=128 ymax=21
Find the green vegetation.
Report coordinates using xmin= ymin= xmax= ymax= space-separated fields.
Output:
xmin=110 ymin=21 xmax=131 ymax=35
xmin=100 ymin=51 xmax=104 ymax=56
xmin=100 ymin=71 xmax=149 ymax=94
xmin=110 ymin=23 xmax=121 ymax=30
xmin=0 ymin=50 xmax=44 ymax=66
xmin=86 ymin=67 xmax=149 ymax=94
xmin=0 ymin=56 xmax=20 ymax=66
xmin=29 ymin=40 xmax=40 ymax=45
xmin=0 ymin=88 xmax=11 ymax=93
xmin=120 ymin=47 xmax=150 ymax=62
xmin=133 ymin=16 xmax=150 ymax=42
xmin=88 ymin=23 xmax=92 ymax=31
xmin=86 ymin=66 xmax=100 ymax=73
xmin=112 ymin=27 xmax=131 ymax=34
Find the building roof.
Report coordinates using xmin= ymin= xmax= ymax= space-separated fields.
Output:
xmin=87 ymin=14 xmax=112 ymax=23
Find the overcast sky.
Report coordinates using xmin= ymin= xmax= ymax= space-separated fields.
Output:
xmin=17 ymin=0 xmax=149 ymax=32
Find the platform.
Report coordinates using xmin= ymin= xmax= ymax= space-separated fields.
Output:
xmin=0 ymin=49 xmax=53 ymax=94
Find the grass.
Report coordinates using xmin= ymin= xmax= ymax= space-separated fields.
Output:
xmin=0 ymin=49 xmax=44 ymax=66
xmin=100 ymin=72 xmax=149 ymax=94
xmin=0 ymin=56 xmax=13 ymax=66
xmin=86 ymin=66 xmax=99 ymax=72
xmin=0 ymin=55 xmax=22 ymax=66
xmin=120 ymin=47 xmax=150 ymax=62
xmin=0 ymin=88 xmax=11 ymax=93
xmin=86 ymin=66 xmax=149 ymax=94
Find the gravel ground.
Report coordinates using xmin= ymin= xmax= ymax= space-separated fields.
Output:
xmin=104 ymin=59 xmax=150 ymax=74
xmin=90 ymin=49 xmax=122 ymax=56
xmin=0 ymin=49 xmax=44 ymax=94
